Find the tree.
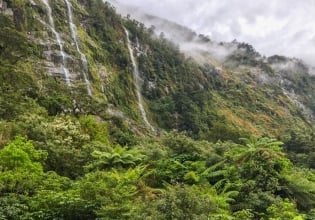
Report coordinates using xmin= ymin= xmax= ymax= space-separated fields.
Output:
xmin=227 ymin=137 xmax=292 ymax=216
xmin=85 ymin=145 xmax=144 ymax=171
xmin=0 ymin=136 xmax=47 ymax=173
xmin=280 ymin=170 xmax=315 ymax=211
xmin=135 ymin=184 xmax=233 ymax=220
xmin=267 ymin=199 xmax=305 ymax=220
xmin=77 ymin=167 xmax=144 ymax=219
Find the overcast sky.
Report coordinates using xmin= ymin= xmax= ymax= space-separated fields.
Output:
xmin=114 ymin=0 xmax=315 ymax=65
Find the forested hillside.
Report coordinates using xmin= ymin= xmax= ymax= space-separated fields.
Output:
xmin=1 ymin=0 xmax=315 ymax=219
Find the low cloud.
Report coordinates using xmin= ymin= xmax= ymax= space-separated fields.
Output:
xmin=112 ymin=0 xmax=315 ymax=66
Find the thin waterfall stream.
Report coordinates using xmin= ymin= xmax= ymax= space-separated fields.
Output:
xmin=40 ymin=0 xmax=71 ymax=85
xmin=124 ymin=28 xmax=155 ymax=132
xmin=64 ymin=0 xmax=92 ymax=95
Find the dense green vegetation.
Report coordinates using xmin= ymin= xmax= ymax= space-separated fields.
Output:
xmin=1 ymin=0 xmax=315 ymax=219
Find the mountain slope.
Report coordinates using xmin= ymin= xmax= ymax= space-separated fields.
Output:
xmin=2 ymin=0 xmax=315 ymax=138
xmin=106 ymin=1 xmax=315 ymax=140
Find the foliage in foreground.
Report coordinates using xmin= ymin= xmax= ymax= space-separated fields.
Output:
xmin=0 ymin=128 xmax=315 ymax=219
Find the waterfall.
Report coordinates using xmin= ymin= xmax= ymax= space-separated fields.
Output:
xmin=124 ymin=28 xmax=155 ymax=132
xmin=40 ymin=0 xmax=71 ymax=85
xmin=64 ymin=0 xmax=92 ymax=96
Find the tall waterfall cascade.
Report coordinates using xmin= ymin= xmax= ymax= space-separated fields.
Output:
xmin=40 ymin=0 xmax=71 ymax=85
xmin=64 ymin=0 xmax=92 ymax=95
xmin=124 ymin=28 xmax=155 ymax=132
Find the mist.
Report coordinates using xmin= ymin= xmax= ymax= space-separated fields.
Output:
xmin=110 ymin=0 xmax=315 ymax=66
xmin=107 ymin=0 xmax=238 ymax=65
